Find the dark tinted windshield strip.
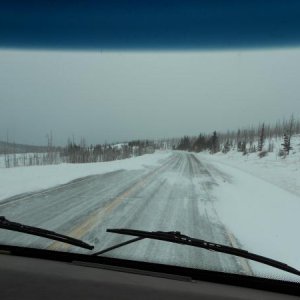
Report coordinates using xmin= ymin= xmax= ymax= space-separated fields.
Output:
xmin=1 ymin=1 xmax=300 ymax=50
xmin=0 ymin=244 xmax=299 ymax=296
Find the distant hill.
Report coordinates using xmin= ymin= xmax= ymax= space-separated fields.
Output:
xmin=0 ymin=140 xmax=49 ymax=154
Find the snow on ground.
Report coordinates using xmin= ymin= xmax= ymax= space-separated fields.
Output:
xmin=212 ymin=134 xmax=300 ymax=197
xmin=197 ymin=137 xmax=300 ymax=282
xmin=112 ymin=142 xmax=128 ymax=149
xmin=0 ymin=151 xmax=171 ymax=202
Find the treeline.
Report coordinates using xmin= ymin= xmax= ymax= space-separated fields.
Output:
xmin=61 ymin=139 xmax=155 ymax=164
xmin=0 ymin=131 xmax=61 ymax=168
xmin=176 ymin=132 xmax=220 ymax=154
xmin=176 ymin=116 xmax=300 ymax=158
xmin=0 ymin=152 xmax=61 ymax=168
xmin=2 ymin=115 xmax=299 ymax=168
xmin=0 ymin=140 xmax=50 ymax=168
xmin=0 ymin=135 xmax=155 ymax=168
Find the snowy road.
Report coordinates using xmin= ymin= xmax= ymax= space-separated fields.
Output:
xmin=0 ymin=152 xmax=252 ymax=275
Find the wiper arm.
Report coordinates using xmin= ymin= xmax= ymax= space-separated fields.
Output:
xmin=93 ymin=228 xmax=300 ymax=277
xmin=0 ymin=216 xmax=94 ymax=250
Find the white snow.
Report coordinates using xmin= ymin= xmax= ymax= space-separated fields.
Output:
xmin=112 ymin=143 xmax=128 ymax=149
xmin=212 ymin=134 xmax=300 ymax=197
xmin=197 ymin=136 xmax=300 ymax=282
xmin=0 ymin=151 xmax=171 ymax=202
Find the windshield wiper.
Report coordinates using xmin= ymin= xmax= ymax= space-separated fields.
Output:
xmin=0 ymin=216 xmax=94 ymax=250
xmin=93 ymin=228 xmax=300 ymax=277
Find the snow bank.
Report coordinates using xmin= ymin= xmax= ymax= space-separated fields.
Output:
xmin=211 ymin=134 xmax=300 ymax=197
xmin=0 ymin=151 xmax=171 ymax=202
xmin=198 ymin=153 xmax=300 ymax=282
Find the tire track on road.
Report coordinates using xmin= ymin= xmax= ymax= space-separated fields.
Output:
xmin=48 ymin=154 xmax=179 ymax=251
xmin=190 ymin=153 xmax=253 ymax=276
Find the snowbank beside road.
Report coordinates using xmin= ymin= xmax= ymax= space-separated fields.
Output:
xmin=0 ymin=151 xmax=171 ymax=202
xmin=198 ymin=153 xmax=300 ymax=282
xmin=208 ymin=135 xmax=300 ymax=197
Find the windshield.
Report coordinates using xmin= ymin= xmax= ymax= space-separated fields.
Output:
xmin=0 ymin=48 xmax=300 ymax=283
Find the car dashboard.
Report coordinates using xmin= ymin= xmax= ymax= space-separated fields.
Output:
xmin=0 ymin=247 xmax=299 ymax=299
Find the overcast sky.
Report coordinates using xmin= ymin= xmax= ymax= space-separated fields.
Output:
xmin=0 ymin=48 xmax=299 ymax=146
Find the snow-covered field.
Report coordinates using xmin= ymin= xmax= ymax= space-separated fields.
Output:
xmin=0 ymin=151 xmax=171 ymax=202
xmin=212 ymin=134 xmax=300 ymax=197
xmin=198 ymin=135 xmax=300 ymax=281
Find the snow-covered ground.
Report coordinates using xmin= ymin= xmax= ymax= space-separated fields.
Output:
xmin=212 ymin=134 xmax=300 ymax=197
xmin=0 ymin=151 xmax=171 ymax=202
xmin=198 ymin=135 xmax=300 ymax=281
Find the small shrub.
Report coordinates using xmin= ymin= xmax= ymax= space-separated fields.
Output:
xmin=278 ymin=149 xmax=286 ymax=158
xmin=258 ymin=150 xmax=268 ymax=158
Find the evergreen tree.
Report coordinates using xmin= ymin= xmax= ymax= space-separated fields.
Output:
xmin=257 ymin=123 xmax=265 ymax=152
xmin=210 ymin=131 xmax=219 ymax=154
xmin=193 ymin=134 xmax=207 ymax=152
xmin=281 ymin=134 xmax=292 ymax=155
xmin=222 ymin=140 xmax=231 ymax=153
xmin=237 ymin=141 xmax=243 ymax=152
xmin=280 ymin=116 xmax=294 ymax=156
xmin=177 ymin=136 xmax=191 ymax=151
xmin=241 ymin=141 xmax=247 ymax=155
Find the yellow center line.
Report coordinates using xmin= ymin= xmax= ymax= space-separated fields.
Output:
xmin=225 ymin=230 xmax=253 ymax=276
xmin=47 ymin=156 xmax=175 ymax=251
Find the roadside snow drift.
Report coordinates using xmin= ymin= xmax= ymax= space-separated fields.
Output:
xmin=198 ymin=153 xmax=300 ymax=282
xmin=0 ymin=151 xmax=171 ymax=202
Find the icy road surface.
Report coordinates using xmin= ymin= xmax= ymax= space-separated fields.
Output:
xmin=0 ymin=152 xmax=252 ymax=275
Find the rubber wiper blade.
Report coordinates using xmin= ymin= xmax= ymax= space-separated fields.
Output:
xmin=94 ymin=228 xmax=300 ymax=277
xmin=0 ymin=216 xmax=94 ymax=250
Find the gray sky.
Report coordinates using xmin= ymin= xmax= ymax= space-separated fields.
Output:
xmin=0 ymin=48 xmax=299 ymax=146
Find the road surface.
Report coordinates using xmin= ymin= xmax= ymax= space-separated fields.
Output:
xmin=0 ymin=152 xmax=252 ymax=275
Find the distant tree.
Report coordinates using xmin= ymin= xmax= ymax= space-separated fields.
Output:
xmin=4 ymin=131 xmax=10 ymax=168
xmin=281 ymin=115 xmax=295 ymax=157
xmin=281 ymin=134 xmax=292 ymax=156
xmin=268 ymin=141 xmax=274 ymax=153
xmin=241 ymin=141 xmax=247 ymax=155
xmin=236 ymin=129 xmax=241 ymax=150
xmin=12 ymin=141 xmax=18 ymax=167
xmin=222 ymin=140 xmax=231 ymax=153
xmin=46 ymin=131 xmax=54 ymax=164
xmin=247 ymin=144 xmax=256 ymax=153
xmin=257 ymin=123 xmax=265 ymax=152
xmin=210 ymin=131 xmax=220 ymax=154
xmin=193 ymin=134 xmax=207 ymax=152
xmin=281 ymin=115 xmax=294 ymax=156
xmin=177 ymin=136 xmax=192 ymax=151
xmin=237 ymin=141 xmax=243 ymax=152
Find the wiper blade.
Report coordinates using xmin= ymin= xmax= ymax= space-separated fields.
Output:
xmin=0 ymin=216 xmax=94 ymax=250
xmin=94 ymin=228 xmax=300 ymax=277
